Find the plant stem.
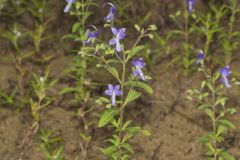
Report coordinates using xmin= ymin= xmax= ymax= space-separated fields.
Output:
xmin=211 ymin=78 xmax=217 ymax=160
xmin=202 ymin=67 xmax=218 ymax=160
xmin=119 ymin=52 xmax=126 ymax=139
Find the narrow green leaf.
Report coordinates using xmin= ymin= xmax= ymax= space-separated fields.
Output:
xmin=123 ymin=89 xmax=142 ymax=107
xmin=219 ymin=151 xmax=235 ymax=160
xmin=121 ymin=154 xmax=130 ymax=160
xmin=127 ymin=126 xmax=141 ymax=135
xmin=142 ymin=129 xmax=151 ymax=136
xmin=134 ymin=24 xmax=141 ymax=31
xmin=219 ymin=119 xmax=235 ymax=129
xmin=129 ymin=81 xmax=153 ymax=94
xmin=126 ymin=45 xmax=145 ymax=61
xmin=80 ymin=133 xmax=91 ymax=142
xmin=98 ymin=109 xmax=119 ymax=127
xmin=100 ymin=146 xmax=117 ymax=157
xmin=121 ymin=143 xmax=134 ymax=154
xmin=104 ymin=66 xmax=120 ymax=82
xmin=122 ymin=120 xmax=132 ymax=130
xmin=60 ymin=87 xmax=79 ymax=94
xmin=216 ymin=125 xmax=228 ymax=136
xmin=72 ymin=22 xmax=81 ymax=33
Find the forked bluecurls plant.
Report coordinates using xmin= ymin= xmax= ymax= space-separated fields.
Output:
xmin=187 ymin=51 xmax=236 ymax=160
xmin=39 ymin=129 xmax=63 ymax=160
xmin=91 ymin=3 xmax=156 ymax=159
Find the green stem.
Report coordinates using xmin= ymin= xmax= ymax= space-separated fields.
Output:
xmin=119 ymin=52 xmax=126 ymax=139
xmin=202 ymin=67 xmax=218 ymax=160
xmin=211 ymin=78 xmax=217 ymax=160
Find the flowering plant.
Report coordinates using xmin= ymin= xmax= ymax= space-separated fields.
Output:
xmin=75 ymin=2 xmax=157 ymax=159
xmin=187 ymin=50 xmax=237 ymax=160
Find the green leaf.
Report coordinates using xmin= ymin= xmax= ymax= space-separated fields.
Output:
xmin=201 ymin=80 xmax=207 ymax=89
xmin=148 ymin=24 xmax=157 ymax=31
xmin=72 ymin=22 xmax=81 ymax=33
xmin=204 ymin=108 xmax=214 ymax=119
xmin=129 ymin=81 xmax=153 ymax=94
xmin=123 ymin=89 xmax=142 ymax=107
xmin=60 ymin=87 xmax=79 ymax=94
xmin=142 ymin=129 xmax=151 ymax=136
xmin=62 ymin=34 xmax=79 ymax=40
xmin=127 ymin=126 xmax=141 ymax=135
xmin=126 ymin=45 xmax=145 ymax=61
xmin=122 ymin=120 xmax=132 ymax=130
xmin=20 ymin=51 xmax=35 ymax=60
xmin=98 ymin=109 xmax=119 ymax=127
xmin=96 ymin=97 xmax=110 ymax=105
xmin=206 ymin=82 xmax=214 ymax=93
xmin=217 ymin=119 xmax=235 ymax=136
xmin=113 ymin=134 xmax=121 ymax=145
xmin=215 ymin=97 xmax=228 ymax=106
xmin=219 ymin=119 xmax=235 ymax=129
xmin=104 ymin=66 xmax=120 ymax=82
xmin=121 ymin=154 xmax=130 ymax=160
xmin=80 ymin=133 xmax=91 ymax=142
xmin=198 ymin=105 xmax=213 ymax=119
xmin=100 ymin=146 xmax=117 ymax=157
xmin=121 ymin=143 xmax=134 ymax=154
xmin=134 ymin=24 xmax=141 ymax=32
xmin=219 ymin=151 xmax=235 ymax=160
xmin=216 ymin=124 xmax=228 ymax=136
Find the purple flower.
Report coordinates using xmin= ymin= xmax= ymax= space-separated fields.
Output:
xmin=186 ymin=0 xmax=196 ymax=13
xmin=109 ymin=27 xmax=126 ymax=52
xmin=64 ymin=0 xmax=76 ymax=13
xmin=196 ymin=50 xmax=204 ymax=64
xmin=103 ymin=3 xmax=116 ymax=22
xmin=84 ymin=30 xmax=99 ymax=44
xmin=105 ymin=84 xmax=122 ymax=106
xmin=132 ymin=58 xmax=146 ymax=80
xmin=219 ymin=66 xmax=231 ymax=88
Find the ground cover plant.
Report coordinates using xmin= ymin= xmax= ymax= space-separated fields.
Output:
xmin=0 ymin=0 xmax=240 ymax=160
